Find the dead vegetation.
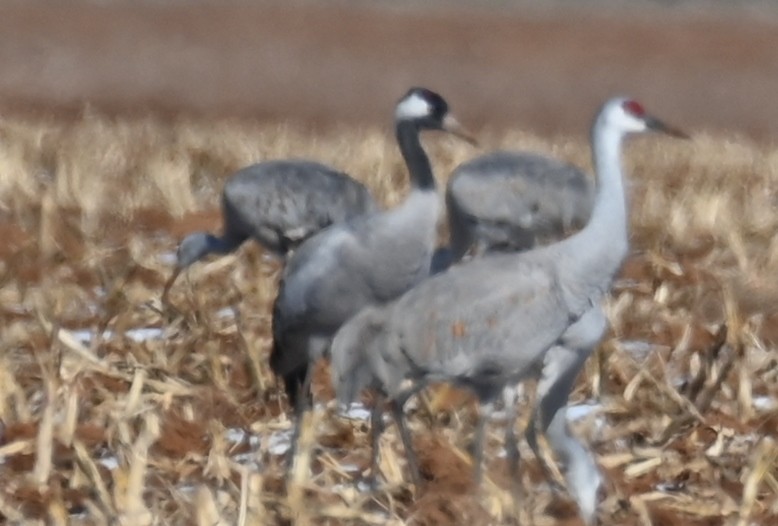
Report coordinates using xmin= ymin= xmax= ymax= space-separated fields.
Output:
xmin=1 ymin=111 xmax=777 ymax=525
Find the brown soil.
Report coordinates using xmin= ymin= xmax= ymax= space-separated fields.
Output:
xmin=0 ymin=2 xmax=776 ymax=138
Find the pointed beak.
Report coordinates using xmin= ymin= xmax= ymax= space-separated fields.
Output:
xmin=161 ymin=267 xmax=182 ymax=306
xmin=441 ymin=114 xmax=478 ymax=146
xmin=645 ymin=116 xmax=690 ymax=139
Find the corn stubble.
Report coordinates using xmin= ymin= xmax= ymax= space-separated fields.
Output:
xmin=0 ymin=112 xmax=777 ymax=525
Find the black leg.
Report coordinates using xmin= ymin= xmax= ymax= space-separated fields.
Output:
xmin=525 ymin=409 xmax=565 ymax=494
xmin=390 ymin=399 xmax=421 ymax=488
xmin=368 ymin=393 xmax=386 ymax=488
xmin=286 ymin=365 xmax=313 ymax=476
xmin=531 ymin=342 xmax=601 ymax=524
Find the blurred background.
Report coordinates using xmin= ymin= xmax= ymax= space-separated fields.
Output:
xmin=0 ymin=0 xmax=777 ymax=139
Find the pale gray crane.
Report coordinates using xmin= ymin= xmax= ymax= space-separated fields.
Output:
xmin=269 ymin=87 xmax=475 ymax=465
xmin=330 ymin=97 xmax=687 ymax=524
xmin=433 ymin=141 xmax=597 ymax=484
xmin=508 ymin=305 xmax=608 ymax=520
xmin=162 ymin=160 xmax=376 ymax=301
xmin=438 ymin=151 xmax=595 ymax=271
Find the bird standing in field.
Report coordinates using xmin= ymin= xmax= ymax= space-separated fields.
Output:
xmin=330 ymin=97 xmax=687 ymax=524
xmin=162 ymin=160 xmax=375 ymax=301
xmin=437 ymin=151 xmax=594 ymax=271
xmin=432 ymin=132 xmax=597 ymax=486
xmin=270 ymin=87 xmax=475 ymax=465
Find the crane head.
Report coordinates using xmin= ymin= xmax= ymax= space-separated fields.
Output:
xmin=395 ymin=87 xmax=478 ymax=145
xmin=601 ymin=97 xmax=689 ymax=139
xmin=160 ymin=232 xmax=213 ymax=305
xmin=330 ymin=306 xmax=388 ymax=406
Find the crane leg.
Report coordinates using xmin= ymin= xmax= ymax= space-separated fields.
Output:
xmin=472 ymin=399 xmax=496 ymax=487
xmin=286 ymin=366 xmax=314 ymax=475
xmin=368 ymin=393 xmax=386 ymax=488
xmin=502 ymin=385 xmax=521 ymax=481
xmin=390 ymin=399 xmax=422 ymax=488
xmin=527 ymin=344 xmax=601 ymax=526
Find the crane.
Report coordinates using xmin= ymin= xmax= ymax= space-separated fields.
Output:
xmin=330 ymin=97 xmax=687 ymax=524
xmin=442 ymin=151 xmax=594 ymax=269
xmin=434 ymin=136 xmax=597 ymax=487
xmin=162 ymin=160 xmax=375 ymax=301
xmin=270 ymin=87 xmax=475 ymax=467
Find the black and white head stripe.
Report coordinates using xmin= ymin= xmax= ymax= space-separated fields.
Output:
xmin=395 ymin=87 xmax=449 ymax=121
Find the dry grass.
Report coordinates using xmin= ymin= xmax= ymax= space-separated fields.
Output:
xmin=1 ymin=110 xmax=778 ymax=525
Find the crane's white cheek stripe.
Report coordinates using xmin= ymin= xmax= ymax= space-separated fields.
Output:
xmin=395 ymin=93 xmax=431 ymax=120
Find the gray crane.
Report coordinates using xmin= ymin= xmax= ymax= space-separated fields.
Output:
xmin=440 ymin=151 xmax=595 ymax=271
xmin=432 ymin=133 xmax=597 ymax=490
xmin=330 ymin=97 xmax=687 ymax=524
xmin=269 ymin=87 xmax=475 ymax=465
xmin=162 ymin=160 xmax=376 ymax=301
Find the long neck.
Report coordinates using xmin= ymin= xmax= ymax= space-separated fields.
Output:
xmin=396 ymin=121 xmax=435 ymax=191
xmin=191 ymin=234 xmax=240 ymax=267
xmin=585 ymin=118 xmax=629 ymax=254
xmin=557 ymin=118 xmax=629 ymax=292
xmin=177 ymin=231 xmax=243 ymax=271
xmin=207 ymin=233 xmax=241 ymax=256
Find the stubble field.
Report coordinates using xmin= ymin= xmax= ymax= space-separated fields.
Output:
xmin=1 ymin=110 xmax=778 ymax=525
xmin=2 ymin=0 xmax=778 ymax=523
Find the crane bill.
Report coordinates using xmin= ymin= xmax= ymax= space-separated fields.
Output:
xmin=645 ymin=116 xmax=690 ymax=139
xmin=442 ymin=114 xmax=478 ymax=146
xmin=161 ymin=267 xmax=182 ymax=305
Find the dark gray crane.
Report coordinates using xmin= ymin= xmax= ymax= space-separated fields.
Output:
xmin=269 ymin=87 xmax=475 ymax=466
xmin=441 ymin=151 xmax=594 ymax=269
xmin=330 ymin=97 xmax=687 ymax=524
xmin=162 ymin=160 xmax=376 ymax=301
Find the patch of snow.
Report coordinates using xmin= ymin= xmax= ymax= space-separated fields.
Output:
xmin=70 ymin=327 xmax=164 ymax=344
xmin=97 ymin=454 xmax=119 ymax=471
xmin=566 ymin=402 xmax=602 ymax=422
xmin=339 ymin=402 xmax=371 ymax=421
xmin=332 ymin=480 xmax=374 ymax=494
xmin=753 ymin=396 xmax=777 ymax=411
xmin=124 ymin=327 xmax=164 ymax=342
xmin=175 ymin=484 xmax=198 ymax=496
xmin=267 ymin=428 xmax=292 ymax=456
xmin=216 ymin=307 xmax=235 ymax=319
xmin=226 ymin=427 xmax=261 ymax=448
xmin=71 ymin=329 xmax=93 ymax=345
xmin=340 ymin=463 xmax=362 ymax=473
xmin=226 ymin=428 xmax=248 ymax=444
xmin=355 ymin=479 xmax=373 ymax=493
xmin=158 ymin=252 xmax=178 ymax=266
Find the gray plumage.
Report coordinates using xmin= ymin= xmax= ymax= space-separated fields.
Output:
xmin=271 ymin=191 xmax=442 ymax=391
xmin=163 ymin=160 xmax=375 ymax=299
xmin=520 ymin=305 xmax=607 ymax=522
xmin=269 ymin=87 xmax=475 ymax=467
xmin=330 ymin=97 xmax=687 ymax=524
xmin=441 ymin=151 xmax=594 ymax=270
xmin=334 ymin=242 xmax=611 ymax=405
xmin=434 ymin=146 xmax=597 ymax=499
xmin=224 ymin=160 xmax=375 ymax=255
